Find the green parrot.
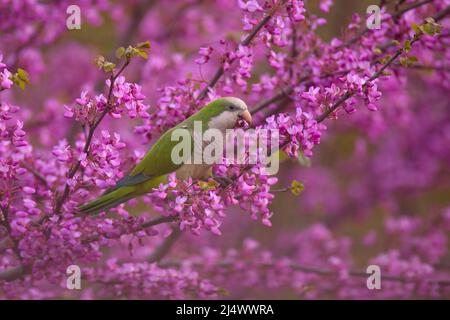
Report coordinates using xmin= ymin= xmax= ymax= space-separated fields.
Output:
xmin=78 ymin=97 xmax=252 ymax=215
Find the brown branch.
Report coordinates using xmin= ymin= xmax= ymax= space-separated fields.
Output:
xmin=115 ymin=1 xmax=155 ymax=54
xmin=0 ymin=237 xmax=12 ymax=252
xmin=251 ymin=1 xmax=440 ymax=116
xmin=232 ymin=23 xmax=445 ymax=190
xmin=20 ymin=161 xmax=50 ymax=189
xmin=251 ymin=86 xmax=294 ymax=115
xmin=314 ymin=45 xmax=406 ymax=123
xmin=0 ymin=215 xmax=177 ymax=282
xmin=290 ymin=263 xmax=450 ymax=287
xmin=0 ymin=206 xmax=22 ymax=264
xmin=10 ymin=23 xmax=45 ymax=71
xmin=314 ymin=5 xmax=450 ymax=123
xmin=251 ymin=69 xmax=350 ymax=115
xmin=196 ymin=1 xmax=284 ymax=100
xmin=147 ymin=228 xmax=182 ymax=263
xmin=155 ymin=0 xmax=205 ymax=41
xmin=159 ymin=260 xmax=450 ymax=287
xmin=433 ymin=4 xmax=450 ymax=21
xmin=0 ymin=265 xmax=29 ymax=282
xmin=140 ymin=215 xmax=178 ymax=229
xmin=53 ymin=60 xmax=130 ymax=215
xmin=392 ymin=0 xmax=435 ymax=19
xmin=337 ymin=0 xmax=434 ymax=50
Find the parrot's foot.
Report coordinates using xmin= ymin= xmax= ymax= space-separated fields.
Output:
xmin=213 ymin=175 xmax=233 ymax=187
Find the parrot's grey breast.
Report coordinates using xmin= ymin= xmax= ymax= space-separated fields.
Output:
xmin=174 ymin=128 xmax=221 ymax=180
xmin=175 ymin=163 xmax=212 ymax=180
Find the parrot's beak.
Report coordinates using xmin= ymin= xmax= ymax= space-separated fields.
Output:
xmin=238 ymin=110 xmax=253 ymax=127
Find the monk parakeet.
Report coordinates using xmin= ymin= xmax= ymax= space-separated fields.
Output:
xmin=78 ymin=97 xmax=252 ymax=215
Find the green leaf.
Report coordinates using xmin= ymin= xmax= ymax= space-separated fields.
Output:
xmin=115 ymin=47 xmax=125 ymax=59
xmin=408 ymin=55 xmax=418 ymax=63
xmin=9 ymin=68 xmax=30 ymax=90
xmin=422 ymin=18 xmax=441 ymax=36
xmin=290 ymin=180 xmax=305 ymax=196
xmin=17 ymin=68 xmax=29 ymax=83
xmin=403 ymin=40 xmax=412 ymax=53
xmin=102 ymin=62 xmax=116 ymax=73
xmin=136 ymin=49 xmax=148 ymax=60
xmin=400 ymin=55 xmax=419 ymax=68
xmin=423 ymin=23 xmax=433 ymax=36
xmin=198 ymin=180 xmax=218 ymax=191
xmin=411 ymin=23 xmax=421 ymax=34
xmin=379 ymin=55 xmax=392 ymax=64
xmin=136 ymin=40 xmax=151 ymax=49
xmin=400 ymin=57 xmax=408 ymax=67
xmin=391 ymin=40 xmax=400 ymax=47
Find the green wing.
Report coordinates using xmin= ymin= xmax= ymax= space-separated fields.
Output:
xmin=113 ymin=102 xmax=219 ymax=190
xmin=107 ymin=129 xmax=187 ymax=191
xmin=131 ymin=128 xmax=187 ymax=177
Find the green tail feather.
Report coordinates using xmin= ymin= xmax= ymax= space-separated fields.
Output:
xmin=78 ymin=175 xmax=168 ymax=215
xmin=78 ymin=186 xmax=135 ymax=215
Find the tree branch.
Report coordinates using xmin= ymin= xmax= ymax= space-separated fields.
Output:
xmin=0 ymin=215 xmax=178 ymax=282
xmin=0 ymin=265 xmax=29 ymax=282
xmin=196 ymin=1 xmax=284 ymax=100
xmin=147 ymin=228 xmax=182 ymax=263
xmin=290 ymin=263 xmax=450 ymax=287
xmin=337 ymin=0 xmax=434 ymax=50
xmin=53 ymin=60 xmax=130 ymax=215
xmin=20 ymin=161 xmax=51 ymax=189
xmin=252 ymin=0 xmax=442 ymax=117
xmin=159 ymin=260 xmax=450 ymax=287
xmin=315 ymin=43 xmax=412 ymax=123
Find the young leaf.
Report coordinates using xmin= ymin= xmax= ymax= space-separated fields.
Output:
xmin=290 ymin=180 xmax=305 ymax=196
xmin=136 ymin=49 xmax=148 ymax=60
xmin=136 ymin=41 xmax=151 ymax=49
xmin=115 ymin=47 xmax=126 ymax=59
xmin=404 ymin=40 xmax=411 ymax=53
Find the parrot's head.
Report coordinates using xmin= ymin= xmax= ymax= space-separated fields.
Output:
xmin=205 ymin=97 xmax=253 ymax=130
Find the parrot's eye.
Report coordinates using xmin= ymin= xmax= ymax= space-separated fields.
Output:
xmin=228 ymin=105 xmax=236 ymax=111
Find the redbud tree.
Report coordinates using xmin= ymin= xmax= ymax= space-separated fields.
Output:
xmin=0 ymin=0 xmax=449 ymax=299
